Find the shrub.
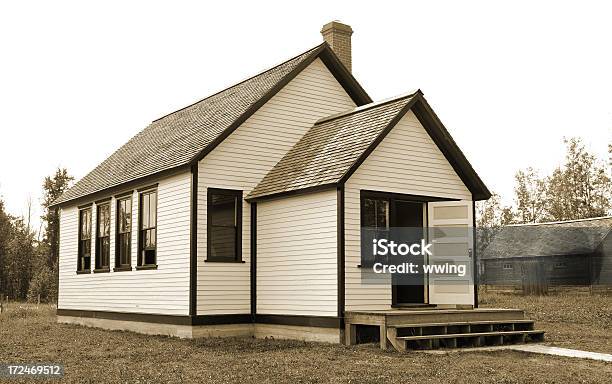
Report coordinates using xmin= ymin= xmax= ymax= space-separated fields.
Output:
xmin=26 ymin=264 xmax=57 ymax=303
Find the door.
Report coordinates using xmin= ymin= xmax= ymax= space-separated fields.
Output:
xmin=392 ymin=200 xmax=425 ymax=305
xmin=427 ymin=200 xmax=474 ymax=306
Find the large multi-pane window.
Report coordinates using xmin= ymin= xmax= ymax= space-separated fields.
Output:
xmin=77 ymin=207 xmax=92 ymax=272
xmin=207 ymin=188 xmax=242 ymax=262
xmin=95 ymin=203 xmax=111 ymax=271
xmin=138 ymin=189 xmax=157 ymax=267
xmin=115 ymin=196 xmax=132 ymax=270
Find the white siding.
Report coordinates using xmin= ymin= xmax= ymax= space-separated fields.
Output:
xmin=257 ymin=190 xmax=337 ymax=317
xmin=344 ymin=110 xmax=472 ymax=311
xmin=197 ymin=58 xmax=356 ymax=315
xmin=58 ymin=171 xmax=191 ymax=315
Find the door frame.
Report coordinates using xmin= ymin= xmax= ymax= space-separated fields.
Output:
xmin=359 ymin=190 xmax=458 ymax=306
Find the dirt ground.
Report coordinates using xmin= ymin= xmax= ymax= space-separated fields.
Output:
xmin=0 ymin=292 xmax=611 ymax=384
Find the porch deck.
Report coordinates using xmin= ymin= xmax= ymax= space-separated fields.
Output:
xmin=345 ymin=308 xmax=545 ymax=351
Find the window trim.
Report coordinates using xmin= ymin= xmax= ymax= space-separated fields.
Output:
xmin=94 ymin=202 xmax=111 ymax=272
xmin=115 ymin=195 xmax=133 ymax=271
xmin=77 ymin=206 xmax=92 ymax=273
xmin=137 ymin=188 xmax=158 ymax=268
xmin=503 ymin=263 xmax=513 ymax=270
xmin=206 ymin=188 xmax=243 ymax=263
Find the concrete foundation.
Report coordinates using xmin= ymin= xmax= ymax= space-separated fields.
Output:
xmin=57 ymin=315 xmax=340 ymax=343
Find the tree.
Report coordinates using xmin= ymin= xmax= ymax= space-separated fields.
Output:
xmin=514 ymin=167 xmax=547 ymax=224
xmin=0 ymin=199 xmax=14 ymax=296
xmin=545 ymin=138 xmax=612 ymax=221
xmin=40 ymin=168 xmax=73 ymax=267
xmin=476 ymin=192 xmax=514 ymax=259
xmin=3 ymin=217 xmax=35 ymax=299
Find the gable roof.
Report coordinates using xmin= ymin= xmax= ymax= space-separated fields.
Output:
xmin=247 ymin=91 xmax=491 ymax=201
xmin=482 ymin=216 xmax=612 ymax=259
xmin=52 ymin=43 xmax=371 ymax=206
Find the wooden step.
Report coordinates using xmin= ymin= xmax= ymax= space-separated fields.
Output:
xmin=390 ymin=319 xmax=534 ymax=329
xmin=383 ymin=310 xmax=526 ymax=326
xmin=396 ymin=329 xmax=545 ymax=341
xmin=388 ymin=328 xmax=545 ymax=351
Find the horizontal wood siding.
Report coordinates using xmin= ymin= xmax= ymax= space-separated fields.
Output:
xmin=58 ymin=172 xmax=191 ymax=315
xmin=197 ymin=58 xmax=356 ymax=315
xmin=257 ymin=190 xmax=337 ymax=316
xmin=344 ymin=110 xmax=472 ymax=311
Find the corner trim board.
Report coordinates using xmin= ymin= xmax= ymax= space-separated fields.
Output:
xmin=250 ymin=202 xmax=257 ymax=320
xmin=189 ymin=163 xmax=198 ymax=316
xmin=337 ymin=186 xmax=345 ymax=319
xmin=472 ymin=197 xmax=478 ymax=308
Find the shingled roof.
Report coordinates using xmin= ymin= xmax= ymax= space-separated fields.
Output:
xmin=247 ymin=93 xmax=417 ymax=200
xmin=247 ymin=91 xmax=491 ymax=201
xmin=53 ymin=43 xmax=371 ymax=206
xmin=482 ymin=216 xmax=612 ymax=259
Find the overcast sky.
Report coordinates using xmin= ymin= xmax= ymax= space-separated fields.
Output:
xmin=1 ymin=1 xmax=611 ymax=232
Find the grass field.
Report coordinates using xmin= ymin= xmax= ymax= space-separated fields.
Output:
xmin=0 ymin=292 xmax=611 ymax=383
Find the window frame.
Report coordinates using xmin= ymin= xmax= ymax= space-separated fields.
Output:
xmin=77 ymin=206 xmax=92 ymax=274
xmin=206 ymin=188 xmax=243 ymax=263
xmin=115 ymin=195 xmax=133 ymax=271
xmin=137 ymin=188 xmax=158 ymax=269
xmin=554 ymin=262 xmax=568 ymax=269
xmin=503 ymin=263 xmax=513 ymax=270
xmin=360 ymin=195 xmax=390 ymax=267
xmin=94 ymin=202 xmax=111 ymax=272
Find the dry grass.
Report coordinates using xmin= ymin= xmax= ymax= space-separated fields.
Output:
xmin=479 ymin=290 xmax=612 ymax=353
xmin=1 ymin=295 xmax=611 ymax=383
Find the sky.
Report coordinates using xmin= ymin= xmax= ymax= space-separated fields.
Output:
xmin=1 ymin=1 xmax=611 ymax=233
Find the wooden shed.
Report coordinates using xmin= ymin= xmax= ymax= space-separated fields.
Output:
xmin=481 ymin=217 xmax=612 ymax=291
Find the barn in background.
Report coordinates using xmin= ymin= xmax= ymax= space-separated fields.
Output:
xmin=481 ymin=216 xmax=612 ymax=293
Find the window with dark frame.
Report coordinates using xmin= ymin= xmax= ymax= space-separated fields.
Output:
xmin=207 ymin=188 xmax=242 ymax=262
xmin=138 ymin=189 xmax=157 ymax=267
xmin=361 ymin=197 xmax=389 ymax=266
xmin=115 ymin=196 xmax=132 ymax=270
xmin=77 ymin=207 xmax=92 ymax=272
xmin=95 ymin=203 xmax=111 ymax=271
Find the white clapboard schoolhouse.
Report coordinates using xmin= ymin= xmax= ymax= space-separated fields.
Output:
xmin=53 ymin=22 xmax=544 ymax=350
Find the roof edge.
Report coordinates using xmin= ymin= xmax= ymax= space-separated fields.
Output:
xmin=50 ymin=164 xmax=191 ymax=208
xmin=188 ymin=43 xmax=372 ymax=167
xmin=152 ymin=43 xmax=328 ymax=123
xmin=411 ymin=95 xmax=492 ymax=201
xmin=245 ymin=183 xmax=338 ymax=203
xmin=507 ymin=216 xmax=612 ymax=227
xmin=337 ymin=93 xmax=422 ymax=185
xmin=315 ymin=90 xmax=418 ymax=125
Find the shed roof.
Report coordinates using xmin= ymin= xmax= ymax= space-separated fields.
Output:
xmin=52 ymin=43 xmax=371 ymax=206
xmin=482 ymin=216 xmax=612 ymax=259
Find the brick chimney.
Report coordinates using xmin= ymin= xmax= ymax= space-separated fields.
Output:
xmin=321 ymin=21 xmax=353 ymax=72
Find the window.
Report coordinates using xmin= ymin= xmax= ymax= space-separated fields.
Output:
xmin=361 ymin=197 xmax=389 ymax=266
xmin=138 ymin=189 xmax=157 ymax=267
xmin=115 ymin=196 xmax=132 ymax=270
xmin=77 ymin=207 xmax=92 ymax=272
xmin=554 ymin=262 xmax=567 ymax=269
xmin=362 ymin=197 xmax=389 ymax=230
xmin=207 ymin=188 xmax=242 ymax=262
xmin=503 ymin=263 xmax=513 ymax=270
xmin=95 ymin=203 xmax=111 ymax=271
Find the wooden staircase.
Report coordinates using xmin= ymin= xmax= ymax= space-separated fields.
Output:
xmin=345 ymin=309 xmax=545 ymax=352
